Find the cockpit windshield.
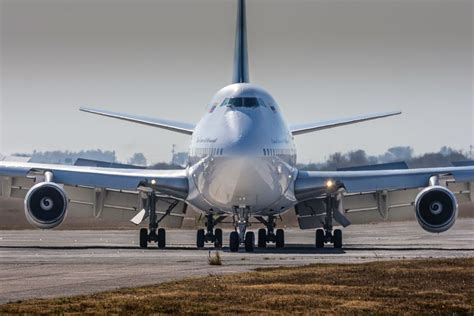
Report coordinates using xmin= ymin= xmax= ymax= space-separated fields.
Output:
xmin=221 ymin=97 xmax=265 ymax=108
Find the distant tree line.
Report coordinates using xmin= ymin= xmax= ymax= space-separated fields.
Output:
xmin=15 ymin=149 xmax=118 ymax=165
xmin=148 ymin=162 xmax=185 ymax=170
xmin=13 ymin=146 xmax=470 ymax=170
xmin=298 ymin=146 xmax=470 ymax=171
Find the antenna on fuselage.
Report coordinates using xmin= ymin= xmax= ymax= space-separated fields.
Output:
xmin=232 ymin=0 xmax=250 ymax=83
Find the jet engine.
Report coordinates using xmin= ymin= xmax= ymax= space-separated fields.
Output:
xmin=414 ymin=186 xmax=458 ymax=233
xmin=24 ymin=181 xmax=68 ymax=229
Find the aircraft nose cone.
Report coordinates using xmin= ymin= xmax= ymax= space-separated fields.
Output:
xmin=224 ymin=110 xmax=266 ymax=155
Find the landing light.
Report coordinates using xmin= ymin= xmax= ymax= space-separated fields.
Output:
xmin=151 ymin=179 xmax=157 ymax=185
xmin=326 ymin=180 xmax=334 ymax=189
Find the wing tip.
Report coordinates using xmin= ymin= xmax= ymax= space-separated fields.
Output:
xmin=79 ymin=107 xmax=96 ymax=113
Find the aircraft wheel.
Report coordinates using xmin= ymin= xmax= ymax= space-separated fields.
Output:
xmin=157 ymin=228 xmax=166 ymax=249
xmin=244 ymin=231 xmax=255 ymax=252
xmin=139 ymin=228 xmax=148 ymax=248
xmin=275 ymin=229 xmax=285 ymax=248
xmin=258 ymin=228 xmax=267 ymax=248
xmin=197 ymin=229 xmax=205 ymax=248
xmin=333 ymin=229 xmax=342 ymax=249
xmin=315 ymin=229 xmax=325 ymax=248
xmin=229 ymin=231 xmax=240 ymax=252
xmin=214 ymin=228 xmax=223 ymax=248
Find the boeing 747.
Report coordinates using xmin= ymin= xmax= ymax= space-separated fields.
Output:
xmin=1 ymin=0 xmax=473 ymax=252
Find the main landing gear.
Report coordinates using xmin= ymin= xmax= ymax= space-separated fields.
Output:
xmin=139 ymin=192 xmax=177 ymax=249
xmin=256 ymin=215 xmax=284 ymax=249
xmin=315 ymin=194 xmax=343 ymax=249
xmin=196 ymin=214 xmax=225 ymax=248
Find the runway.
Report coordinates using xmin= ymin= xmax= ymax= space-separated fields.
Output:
xmin=0 ymin=219 xmax=473 ymax=304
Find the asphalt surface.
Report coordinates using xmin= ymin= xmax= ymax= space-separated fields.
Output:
xmin=0 ymin=219 xmax=473 ymax=304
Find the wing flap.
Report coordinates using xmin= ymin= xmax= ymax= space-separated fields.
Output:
xmin=66 ymin=186 xmax=187 ymax=228
xmin=1 ymin=176 xmax=35 ymax=199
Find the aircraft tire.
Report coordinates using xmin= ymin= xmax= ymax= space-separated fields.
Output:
xmin=214 ymin=228 xmax=223 ymax=248
xmin=275 ymin=229 xmax=285 ymax=248
xmin=333 ymin=229 xmax=342 ymax=248
xmin=258 ymin=228 xmax=267 ymax=248
xmin=157 ymin=228 xmax=166 ymax=249
xmin=197 ymin=229 xmax=205 ymax=248
xmin=229 ymin=231 xmax=240 ymax=252
xmin=139 ymin=228 xmax=148 ymax=248
xmin=245 ymin=231 xmax=255 ymax=252
xmin=315 ymin=229 xmax=325 ymax=248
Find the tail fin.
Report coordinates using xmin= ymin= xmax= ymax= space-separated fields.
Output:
xmin=232 ymin=0 xmax=250 ymax=83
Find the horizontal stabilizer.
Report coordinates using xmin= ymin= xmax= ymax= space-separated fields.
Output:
xmin=74 ymin=158 xmax=146 ymax=169
xmin=290 ymin=111 xmax=401 ymax=136
xmin=80 ymin=107 xmax=195 ymax=135
xmin=337 ymin=161 xmax=409 ymax=171
xmin=0 ymin=155 xmax=31 ymax=163
xmin=452 ymin=160 xmax=474 ymax=167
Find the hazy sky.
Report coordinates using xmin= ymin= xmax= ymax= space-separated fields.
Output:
xmin=1 ymin=0 xmax=472 ymax=163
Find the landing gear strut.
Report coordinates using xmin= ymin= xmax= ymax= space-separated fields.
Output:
xmin=196 ymin=214 xmax=225 ymax=248
xmin=230 ymin=207 xmax=254 ymax=252
xmin=315 ymin=194 xmax=343 ymax=249
xmin=256 ymin=215 xmax=285 ymax=248
xmin=139 ymin=192 xmax=177 ymax=249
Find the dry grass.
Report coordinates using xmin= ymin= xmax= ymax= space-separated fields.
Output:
xmin=1 ymin=258 xmax=472 ymax=315
xmin=208 ymin=251 xmax=222 ymax=265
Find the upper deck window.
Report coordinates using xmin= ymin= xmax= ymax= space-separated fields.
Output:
xmin=221 ymin=97 xmax=265 ymax=108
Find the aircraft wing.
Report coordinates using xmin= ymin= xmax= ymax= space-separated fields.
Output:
xmin=80 ymin=107 xmax=195 ymax=135
xmin=290 ymin=111 xmax=401 ymax=136
xmin=294 ymin=166 xmax=474 ymax=229
xmin=0 ymin=161 xmax=189 ymax=227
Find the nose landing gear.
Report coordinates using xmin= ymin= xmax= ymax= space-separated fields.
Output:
xmin=230 ymin=206 xmax=254 ymax=252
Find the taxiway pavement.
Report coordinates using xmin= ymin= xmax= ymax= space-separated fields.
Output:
xmin=0 ymin=219 xmax=472 ymax=304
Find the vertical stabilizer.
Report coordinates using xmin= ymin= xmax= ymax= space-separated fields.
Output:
xmin=232 ymin=0 xmax=250 ymax=83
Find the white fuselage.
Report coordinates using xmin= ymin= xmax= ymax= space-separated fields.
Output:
xmin=185 ymin=83 xmax=298 ymax=216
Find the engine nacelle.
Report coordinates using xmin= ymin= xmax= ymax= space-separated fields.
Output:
xmin=415 ymin=186 xmax=458 ymax=233
xmin=24 ymin=182 xmax=68 ymax=229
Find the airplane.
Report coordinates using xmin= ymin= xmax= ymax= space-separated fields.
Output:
xmin=0 ymin=0 xmax=473 ymax=252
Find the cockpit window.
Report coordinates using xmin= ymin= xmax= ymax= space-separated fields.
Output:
xmin=221 ymin=97 xmax=265 ymax=108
